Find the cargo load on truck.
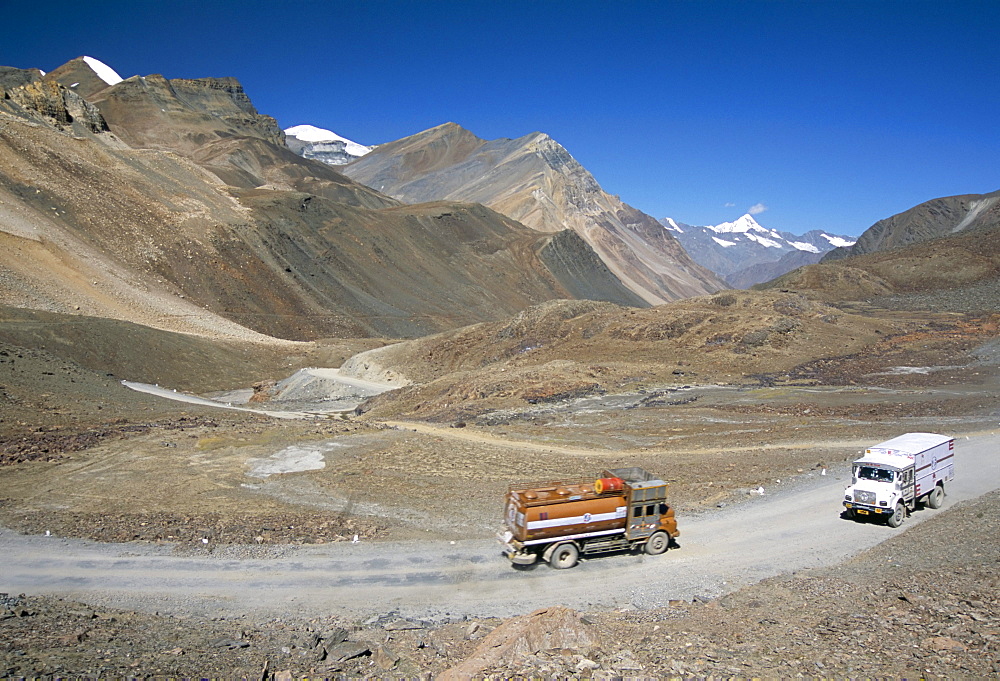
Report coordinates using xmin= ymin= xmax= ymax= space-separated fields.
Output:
xmin=499 ymin=467 xmax=679 ymax=569
xmin=843 ymin=432 xmax=955 ymax=527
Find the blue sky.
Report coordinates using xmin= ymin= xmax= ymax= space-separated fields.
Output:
xmin=5 ymin=0 xmax=998 ymax=236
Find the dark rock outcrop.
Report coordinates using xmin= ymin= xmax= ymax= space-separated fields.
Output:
xmin=3 ymin=79 xmax=108 ymax=134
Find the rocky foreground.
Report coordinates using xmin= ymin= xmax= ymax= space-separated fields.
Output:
xmin=3 ymin=488 xmax=998 ymax=678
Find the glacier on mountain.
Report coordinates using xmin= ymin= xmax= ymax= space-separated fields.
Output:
xmin=285 ymin=125 xmax=371 ymax=165
xmin=286 ymin=125 xmax=371 ymax=156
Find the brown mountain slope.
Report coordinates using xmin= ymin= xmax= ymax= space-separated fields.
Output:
xmin=89 ymin=73 xmax=284 ymax=153
xmin=1 ymin=64 xmax=644 ymax=340
xmin=823 ymin=189 xmax=1000 ymax=261
xmin=342 ymin=123 xmax=728 ymax=304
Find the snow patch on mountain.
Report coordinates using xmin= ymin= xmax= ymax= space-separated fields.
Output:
xmin=745 ymin=232 xmax=782 ymax=249
xmin=712 ymin=236 xmax=737 ymax=247
xmin=82 ymin=56 xmax=123 ymax=86
xmin=820 ymin=234 xmax=855 ymax=248
xmin=787 ymin=240 xmax=820 ymax=253
xmin=661 ymin=217 xmax=683 ymax=233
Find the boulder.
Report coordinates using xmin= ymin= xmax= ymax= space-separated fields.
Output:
xmin=440 ymin=606 xmax=599 ymax=679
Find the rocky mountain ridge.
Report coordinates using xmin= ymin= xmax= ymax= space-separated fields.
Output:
xmin=341 ymin=122 xmax=728 ymax=304
xmin=823 ymin=189 xmax=1000 ymax=261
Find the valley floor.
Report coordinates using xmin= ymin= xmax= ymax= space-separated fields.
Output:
xmin=0 ymin=306 xmax=997 ymax=676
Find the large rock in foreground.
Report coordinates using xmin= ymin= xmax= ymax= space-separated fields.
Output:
xmin=440 ymin=606 xmax=600 ymax=680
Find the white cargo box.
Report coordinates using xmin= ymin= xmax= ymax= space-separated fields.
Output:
xmin=859 ymin=432 xmax=954 ymax=497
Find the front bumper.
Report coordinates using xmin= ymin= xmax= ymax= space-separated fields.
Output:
xmin=844 ymin=502 xmax=890 ymax=516
xmin=497 ymin=531 xmax=537 ymax=565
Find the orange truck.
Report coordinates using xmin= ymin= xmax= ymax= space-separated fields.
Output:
xmin=499 ymin=467 xmax=679 ymax=568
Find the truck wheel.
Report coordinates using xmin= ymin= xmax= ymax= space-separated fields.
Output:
xmin=887 ymin=503 xmax=906 ymax=528
xmin=926 ymin=485 xmax=944 ymax=509
xmin=549 ymin=543 xmax=579 ymax=569
xmin=645 ymin=531 xmax=669 ymax=555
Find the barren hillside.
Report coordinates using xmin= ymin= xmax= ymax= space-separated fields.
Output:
xmin=763 ymin=227 xmax=1000 ymax=314
xmin=348 ymin=290 xmax=911 ymax=421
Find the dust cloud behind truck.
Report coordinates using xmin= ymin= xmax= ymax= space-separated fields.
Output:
xmin=843 ymin=432 xmax=955 ymax=527
xmin=499 ymin=467 xmax=679 ymax=569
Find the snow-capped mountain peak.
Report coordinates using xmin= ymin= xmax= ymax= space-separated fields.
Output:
xmin=285 ymin=124 xmax=371 ymax=157
xmin=82 ymin=56 xmax=123 ymax=86
xmin=709 ymin=213 xmax=766 ymax=235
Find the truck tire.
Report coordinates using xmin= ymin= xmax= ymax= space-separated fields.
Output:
xmin=926 ymin=485 xmax=944 ymax=509
xmin=887 ymin=502 xmax=906 ymax=528
xmin=645 ymin=531 xmax=669 ymax=555
xmin=549 ymin=543 xmax=579 ymax=569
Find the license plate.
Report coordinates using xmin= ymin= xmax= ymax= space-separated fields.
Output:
xmin=857 ymin=509 xmax=869 ymax=515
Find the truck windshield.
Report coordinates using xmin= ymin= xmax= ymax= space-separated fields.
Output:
xmin=857 ymin=466 xmax=895 ymax=483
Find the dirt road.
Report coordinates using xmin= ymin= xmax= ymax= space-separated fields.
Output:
xmin=123 ymin=367 xmax=396 ymax=418
xmin=3 ymin=431 xmax=997 ymax=622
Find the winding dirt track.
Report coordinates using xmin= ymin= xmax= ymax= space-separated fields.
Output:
xmin=384 ymin=420 xmax=881 ymax=457
xmin=2 ymin=431 xmax=998 ymax=621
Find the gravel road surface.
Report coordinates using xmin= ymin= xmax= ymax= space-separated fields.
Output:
xmin=3 ymin=431 xmax=997 ymax=622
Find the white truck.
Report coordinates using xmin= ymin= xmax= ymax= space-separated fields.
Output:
xmin=843 ymin=432 xmax=955 ymax=527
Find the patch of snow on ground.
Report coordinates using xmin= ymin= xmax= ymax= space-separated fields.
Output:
xmin=245 ymin=441 xmax=345 ymax=478
xmin=869 ymin=365 xmax=962 ymax=376
xmin=711 ymin=236 xmax=738 ymax=247
xmin=82 ymin=56 xmax=123 ymax=86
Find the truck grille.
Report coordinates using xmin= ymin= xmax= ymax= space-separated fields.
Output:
xmin=854 ymin=490 xmax=876 ymax=504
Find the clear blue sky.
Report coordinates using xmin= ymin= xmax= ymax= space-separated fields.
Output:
xmin=5 ymin=0 xmax=998 ymax=236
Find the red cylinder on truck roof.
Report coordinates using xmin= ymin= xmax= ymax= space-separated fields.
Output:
xmin=594 ymin=477 xmax=624 ymax=494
